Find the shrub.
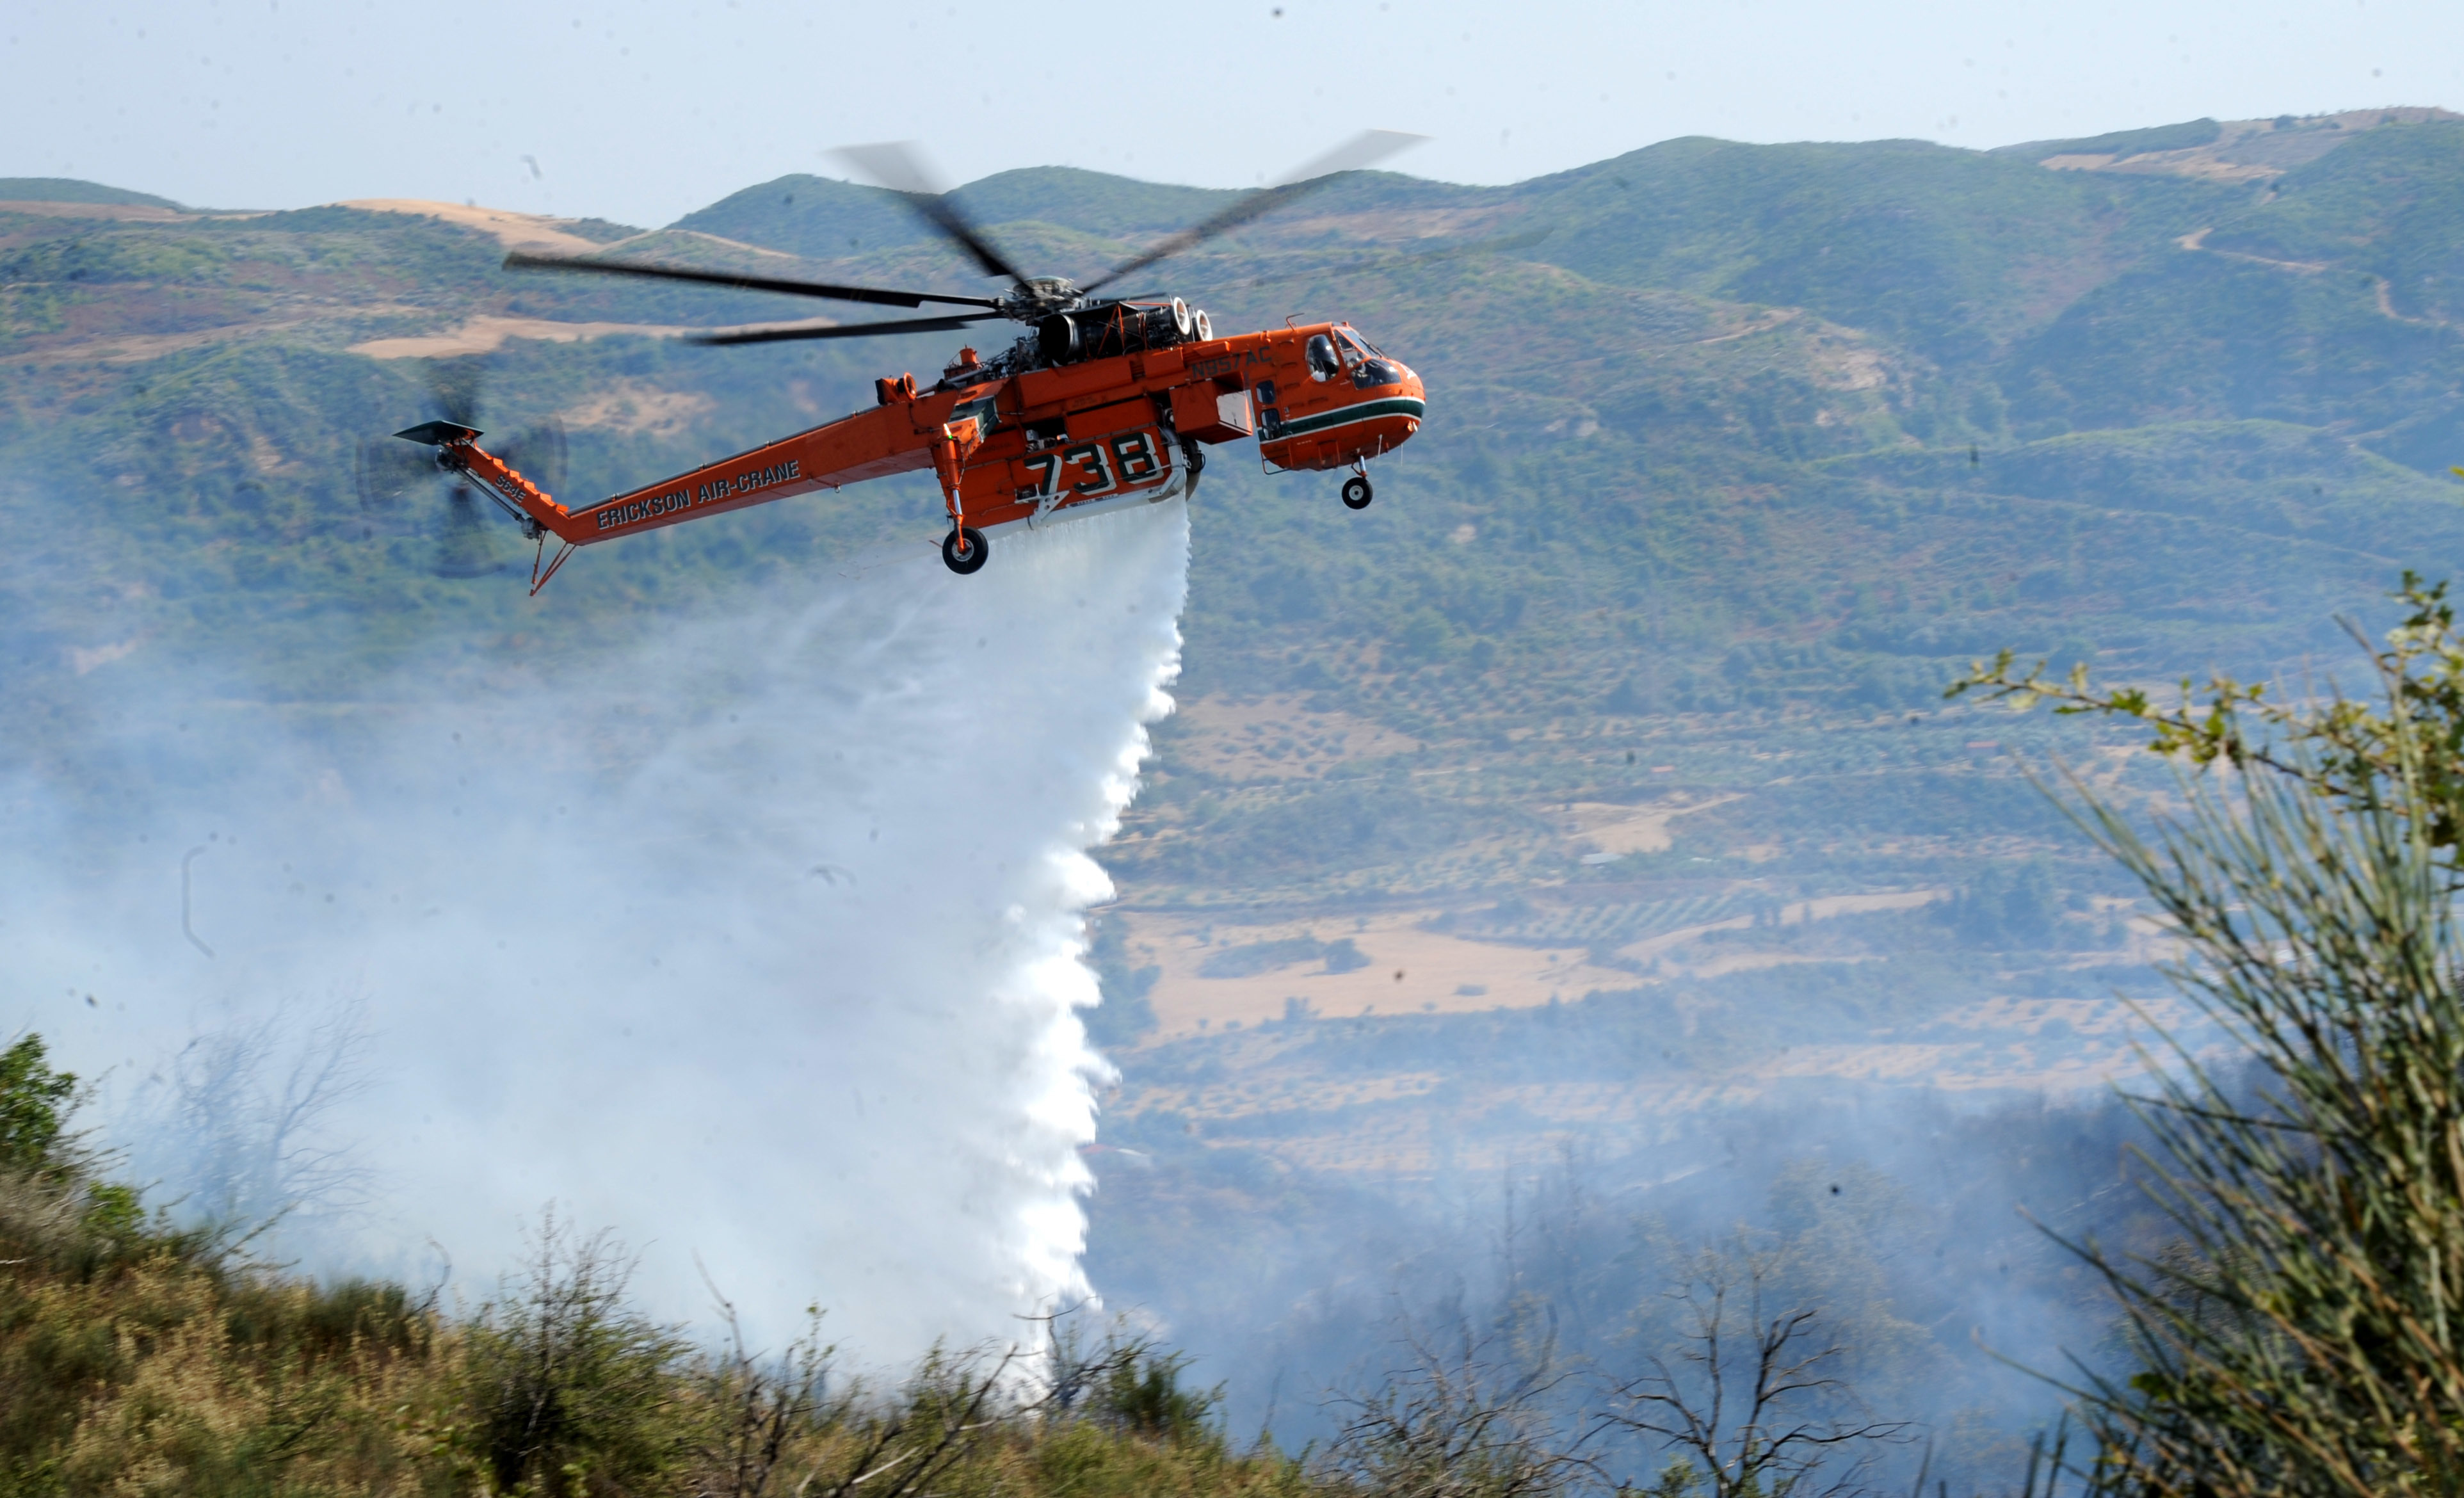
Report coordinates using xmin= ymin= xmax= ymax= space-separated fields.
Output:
xmin=0 ymin=1036 xmax=75 ymax=1175
xmin=1970 ymin=570 xmax=2464 ymax=1494
xmin=456 ymin=1212 xmax=695 ymax=1495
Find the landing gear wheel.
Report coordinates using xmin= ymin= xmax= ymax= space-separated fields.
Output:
xmin=1341 ymin=473 xmax=1374 ymax=510
xmin=942 ymin=526 xmax=989 ymax=575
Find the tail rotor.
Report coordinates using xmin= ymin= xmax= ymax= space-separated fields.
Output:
xmin=357 ymin=357 xmax=567 ymax=579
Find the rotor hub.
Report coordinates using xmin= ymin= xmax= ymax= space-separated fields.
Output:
xmin=1001 ymin=277 xmax=1083 ymax=321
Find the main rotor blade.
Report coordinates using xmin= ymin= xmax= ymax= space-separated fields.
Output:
xmin=689 ymin=311 xmax=1006 ymax=346
xmin=503 ymin=251 xmax=1003 ymax=310
xmin=1079 ymin=130 xmax=1427 ymax=295
xmin=831 ymin=141 xmax=1029 ymax=286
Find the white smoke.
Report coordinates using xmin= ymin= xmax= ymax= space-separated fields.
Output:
xmin=4 ymin=496 xmax=1190 ymax=1360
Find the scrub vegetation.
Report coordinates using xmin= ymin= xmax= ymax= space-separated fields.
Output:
xmin=0 ymin=1024 xmax=2125 ymax=1495
xmin=0 ymin=1061 xmax=1296 ymax=1495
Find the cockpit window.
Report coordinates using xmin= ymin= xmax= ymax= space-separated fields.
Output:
xmin=1335 ymin=327 xmax=1381 ymax=362
xmin=1351 ymin=357 xmax=1403 ymax=391
xmin=1305 ymin=334 xmax=1341 ymax=380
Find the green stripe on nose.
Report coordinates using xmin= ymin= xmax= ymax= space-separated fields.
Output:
xmin=1274 ymin=397 xmax=1427 ymax=439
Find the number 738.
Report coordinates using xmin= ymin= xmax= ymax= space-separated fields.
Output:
xmin=1024 ymin=430 xmax=1167 ymax=499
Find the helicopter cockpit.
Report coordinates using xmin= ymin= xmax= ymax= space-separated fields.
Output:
xmin=1333 ymin=327 xmax=1404 ymax=390
xmin=1309 ymin=328 xmax=1401 ymax=387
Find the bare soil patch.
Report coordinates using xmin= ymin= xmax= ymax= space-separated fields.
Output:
xmin=1613 ymin=888 xmax=1944 ymax=967
xmin=2040 ymin=108 xmax=2463 ymax=183
xmin=1558 ymin=793 xmax=1741 ymax=857
xmin=336 ymin=199 xmax=613 ymax=254
xmin=1120 ymin=906 xmax=1636 ymax=1037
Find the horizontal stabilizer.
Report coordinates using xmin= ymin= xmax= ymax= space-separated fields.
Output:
xmin=394 ymin=420 xmax=481 ymax=446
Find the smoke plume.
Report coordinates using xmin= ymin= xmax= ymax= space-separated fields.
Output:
xmin=3 ymin=497 xmax=1191 ymax=1360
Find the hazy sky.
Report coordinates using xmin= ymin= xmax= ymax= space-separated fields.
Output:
xmin=6 ymin=0 xmax=2460 ymax=227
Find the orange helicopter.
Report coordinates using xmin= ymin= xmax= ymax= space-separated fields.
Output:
xmin=393 ymin=136 xmax=1428 ymax=592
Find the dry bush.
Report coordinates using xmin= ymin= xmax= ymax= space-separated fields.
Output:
xmin=448 ymin=1211 xmax=697 ymax=1496
xmin=1604 ymin=1246 xmax=1910 ymax=1498
xmin=1319 ymin=1326 xmax=1595 ymax=1498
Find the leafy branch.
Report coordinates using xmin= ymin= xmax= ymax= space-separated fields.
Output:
xmin=1947 ymin=569 xmax=2464 ymax=854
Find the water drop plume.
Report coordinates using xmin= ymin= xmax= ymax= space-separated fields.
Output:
xmin=10 ymin=497 xmax=1191 ymax=1362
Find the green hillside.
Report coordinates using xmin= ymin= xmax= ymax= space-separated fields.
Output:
xmin=0 ymin=177 xmax=182 ymax=208
xmin=2205 ymin=118 xmax=2464 ymax=325
xmin=1496 ymin=136 xmax=2236 ymax=365
xmin=1991 ymin=117 xmax=2223 ymax=161
xmin=672 ymin=166 xmax=1243 ymax=262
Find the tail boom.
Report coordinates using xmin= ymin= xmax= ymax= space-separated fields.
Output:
xmin=402 ymin=381 xmax=1007 ymax=549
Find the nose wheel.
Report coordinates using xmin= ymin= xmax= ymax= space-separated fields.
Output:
xmin=1341 ymin=472 xmax=1374 ymax=510
xmin=942 ymin=525 xmax=989 ymax=575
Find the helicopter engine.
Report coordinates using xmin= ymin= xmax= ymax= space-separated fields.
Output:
xmin=1036 ymin=299 xmax=1212 ymax=366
